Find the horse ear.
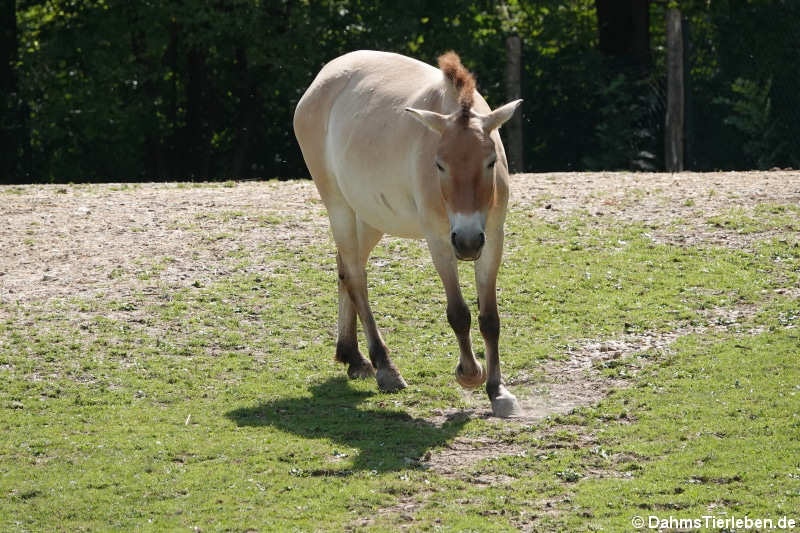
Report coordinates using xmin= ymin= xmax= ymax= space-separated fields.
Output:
xmin=405 ymin=107 xmax=448 ymax=135
xmin=482 ymin=99 xmax=523 ymax=133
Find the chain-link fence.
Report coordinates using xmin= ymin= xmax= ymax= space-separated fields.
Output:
xmin=678 ymin=1 xmax=799 ymax=170
xmin=4 ymin=1 xmax=797 ymax=181
xmin=540 ymin=0 xmax=800 ymax=173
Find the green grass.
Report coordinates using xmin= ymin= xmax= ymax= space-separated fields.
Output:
xmin=707 ymin=204 xmax=800 ymax=234
xmin=568 ymin=331 xmax=800 ymax=528
xmin=1 ymin=193 xmax=799 ymax=531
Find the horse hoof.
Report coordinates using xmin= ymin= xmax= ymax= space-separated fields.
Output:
xmin=455 ymin=362 xmax=487 ymax=389
xmin=376 ymin=366 xmax=407 ymax=393
xmin=347 ymin=359 xmax=376 ymax=379
xmin=490 ymin=388 xmax=523 ymax=418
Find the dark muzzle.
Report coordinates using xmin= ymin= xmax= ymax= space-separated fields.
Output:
xmin=451 ymin=230 xmax=485 ymax=261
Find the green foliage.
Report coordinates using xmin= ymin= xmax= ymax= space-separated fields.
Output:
xmin=582 ymin=72 xmax=659 ymax=171
xmin=714 ymin=78 xmax=786 ymax=170
xmin=11 ymin=0 xmax=512 ymax=181
xmin=683 ymin=0 xmax=800 ymax=170
xmin=4 ymin=1 xmax=800 ymax=180
xmin=514 ymin=1 xmax=609 ymax=171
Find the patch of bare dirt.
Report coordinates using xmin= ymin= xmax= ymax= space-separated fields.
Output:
xmin=347 ymin=491 xmax=439 ymax=532
xmin=0 ymin=181 xmax=328 ymax=304
xmin=510 ymin=170 xmax=800 ymax=249
xmin=3 ymin=172 xmax=798 ymax=305
xmin=511 ymin=171 xmax=800 ymax=221
xmin=419 ymin=436 xmax=525 ymax=480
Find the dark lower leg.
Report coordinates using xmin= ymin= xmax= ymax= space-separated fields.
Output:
xmin=449 ymin=300 xmax=485 ymax=388
xmin=335 ymin=253 xmax=374 ymax=378
xmin=339 ymin=253 xmax=405 ymax=391
xmin=480 ymin=303 xmax=520 ymax=416
xmin=474 ymin=230 xmax=520 ymax=416
xmin=448 ymin=300 xmax=473 ymax=363
xmin=479 ymin=308 xmax=502 ymax=398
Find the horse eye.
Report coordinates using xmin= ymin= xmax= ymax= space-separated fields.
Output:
xmin=435 ymin=162 xmax=445 ymax=172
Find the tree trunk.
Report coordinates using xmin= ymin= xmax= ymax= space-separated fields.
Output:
xmin=185 ymin=47 xmax=211 ymax=177
xmin=504 ymin=34 xmax=523 ymax=173
xmin=1 ymin=0 xmax=18 ymax=180
xmin=682 ymin=15 xmax=693 ymax=170
xmin=665 ymin=7 xmax=684 ymax=172
xmin=232 ymin=46 xmax=258 ymax=178
xmin=162 ymin=18 xmax=180 ymax=178
xmin=595 ymin=0 xmax=651 ymax=67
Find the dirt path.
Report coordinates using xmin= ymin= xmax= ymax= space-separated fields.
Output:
xmin=0 ymin=180 xmax=328 ymax=303
xmin=515 ymin=171 xmax=800 ymax=249
xmin=3 ymin=171 xmax=798 ymax=305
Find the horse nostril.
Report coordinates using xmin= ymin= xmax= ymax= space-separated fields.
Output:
xmin=478 ymin=232 xmax=485 ymax=247
xmin=451 ymin=232 xmax=457 ymax=247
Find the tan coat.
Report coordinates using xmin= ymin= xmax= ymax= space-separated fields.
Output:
xmin=294 ymin=50 xmax=522 ymax=417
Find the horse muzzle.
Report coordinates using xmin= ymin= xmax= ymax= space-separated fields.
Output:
xmin=451 ymin=229 xmax=485 ymax=261
xmin=449 ymin=212 xmax=486 ymax=261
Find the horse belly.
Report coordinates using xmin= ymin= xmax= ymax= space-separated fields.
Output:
xmin=336 ymin=173 xmax=424 ymax=238
xmin=320 ymin=56 xmax=440 ymax=239
xmin=325 ymin=110 xmax=425 ymax=238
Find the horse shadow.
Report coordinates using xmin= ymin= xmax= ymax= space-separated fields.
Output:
xmin=225 ymin=377 xmax=469 ymax=474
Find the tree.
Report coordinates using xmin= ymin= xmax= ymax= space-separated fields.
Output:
xmin=1 ymin=0 xmax=19 ymax=179
xmin=664 ymin=6 xmax=684 ymax=171
xmin=595 ymin=0 xmax=651 ymax=67
xmin=6 ymin=0 xmax=798 ymax=182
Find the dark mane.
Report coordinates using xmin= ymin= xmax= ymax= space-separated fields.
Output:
xmin=437 ymin=51 xmax=475 ymax=121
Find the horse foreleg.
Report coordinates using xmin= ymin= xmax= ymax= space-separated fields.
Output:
xmin=427 ymin=236 xmax=486 ymax=390
xmin=475 ymin=228 xmax=521 ymax=418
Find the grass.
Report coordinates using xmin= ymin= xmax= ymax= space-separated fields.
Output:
xmin=707 ymin=204 xmax=800 ymax=234
xmin=1 ymin=191 xmax=799 ymax=531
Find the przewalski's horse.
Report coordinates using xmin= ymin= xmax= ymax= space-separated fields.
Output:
xmin=293 ymin=50 xmax=522 ymax=417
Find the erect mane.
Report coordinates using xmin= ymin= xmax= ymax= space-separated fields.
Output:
xmin=437 ymin=51 xmax=475 ymax=121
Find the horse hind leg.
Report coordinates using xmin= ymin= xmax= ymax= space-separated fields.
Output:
xmin=329 ymin=208 xmax=406 ymax=392
xmin=335 ymin=251 xmax=375 ymax=379
xmin=300 ymin=158 xmax=376 ymax=380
